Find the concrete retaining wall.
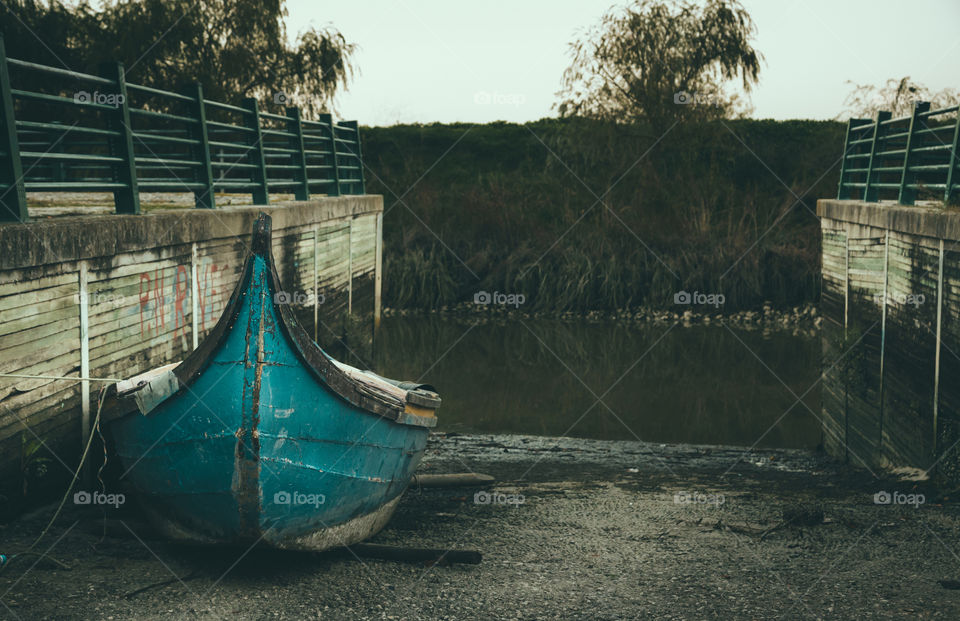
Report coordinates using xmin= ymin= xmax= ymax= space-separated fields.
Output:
xmin=0 ymin=197 xmax=383 ymax=493
xmin=819 ymin=199 xmax=960 ymax=482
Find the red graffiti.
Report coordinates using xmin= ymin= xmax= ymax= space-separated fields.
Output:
xmin=197 ymin=260 xmax=229 ymax=331
xmin=138 ymin=260 xmax=230 ymax=339
xmin=139 ymin=273 xmax=152 ymax=337
xmin=139 ymin=268 xmax=167 ymax=338
xmin=152 ymin=267 xmax=165 ymax=332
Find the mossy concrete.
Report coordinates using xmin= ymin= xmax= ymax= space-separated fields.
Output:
xmin=0 ymin=196 xmax=382 ymax=271
xmin=818 ymin=199 xmax=960 ymax=241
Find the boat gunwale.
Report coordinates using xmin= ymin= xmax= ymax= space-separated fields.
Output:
xmin=108 ymin=212 xmax=435 ymax=428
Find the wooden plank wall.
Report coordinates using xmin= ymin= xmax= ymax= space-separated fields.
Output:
xmin=821 ymin=217 xmax=960 ymax=481
xmin=820 ymin=229 xmax=847 ymax=458
xmin=349 ymin=214 xmax=378 ymax=324
xmin=882 ymin=234 xmax=938 ymax=470
xmin=0 ymin=212 xmax=380 ymax=488
xmin=0 ymin=266 xmax=83 ymax=481
xmin=937 ymin=248 xmax=960 ymax=482
xmin=316 ymin=221 xmax=352 ymax=320
xmin=844 ymin=235 xmax=885 ymax=470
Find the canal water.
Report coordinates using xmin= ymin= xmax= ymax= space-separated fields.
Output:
xmin=374 ymin=316 xmax=822 ymax=449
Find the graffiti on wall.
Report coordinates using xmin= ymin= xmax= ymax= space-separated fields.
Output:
xmin=137 ymin=260 xmax=230 ymax=341
xmin=196 ymin=257 xmax=229 ymax=333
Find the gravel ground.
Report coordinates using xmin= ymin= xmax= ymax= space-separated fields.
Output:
xmin=1 ymin=433 xmax=958 ymax=620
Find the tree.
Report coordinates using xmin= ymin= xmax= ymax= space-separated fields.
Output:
xmin=556 ymin=0 xmax=761 ymax=127
xmin=1 ymin=0 xmax=355 ymax=116
xmin=839 ymin=77 xmax=960 ymax=119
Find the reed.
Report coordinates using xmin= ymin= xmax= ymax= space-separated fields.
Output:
xmin=364 ymin=118 xmax=843 ymax=312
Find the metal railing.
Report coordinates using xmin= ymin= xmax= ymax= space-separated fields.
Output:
xmin=837 ymin=102 xmax=960 ymax=205
xmin=0 ymin=34 xmax=365 ymax=222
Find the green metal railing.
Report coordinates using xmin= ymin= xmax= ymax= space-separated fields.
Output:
xmin=837 ymin=102 xmax=960 ymax=205
xmin=0 ymin=34 xmax=365 ymax=222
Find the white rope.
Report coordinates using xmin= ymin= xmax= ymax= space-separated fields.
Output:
xmin=0 ymin=373 xmax=121 ymax=382
xmin=0 ymin=387 xmax=109 ymax=574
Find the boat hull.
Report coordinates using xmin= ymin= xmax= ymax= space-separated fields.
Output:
xmin=109 ymin=214 xmax=435 ymax=551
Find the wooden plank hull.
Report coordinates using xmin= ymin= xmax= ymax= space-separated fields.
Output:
xmin=108 ymin=212 xmax=438 ymax=551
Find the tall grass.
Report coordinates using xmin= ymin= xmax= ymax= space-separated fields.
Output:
xmin=365 ymin=118 xmax=843 ymax=312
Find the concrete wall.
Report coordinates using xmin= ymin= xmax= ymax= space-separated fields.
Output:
xmin=0 ymin=197 xmax=383 ymax=492
xmin=819 ymin=199 xmax=960 ymax=483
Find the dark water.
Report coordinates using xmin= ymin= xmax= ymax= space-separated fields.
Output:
xmin=373 ymin=316 xmax=822 ymax=449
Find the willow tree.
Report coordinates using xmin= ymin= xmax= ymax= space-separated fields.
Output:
xmin=556 ymin=0 xmax=762 ymax=128
xmin=1 ymin=0 xmax=355 ymax=116
xmin=839 ymin=77 xmax=960 ymax=119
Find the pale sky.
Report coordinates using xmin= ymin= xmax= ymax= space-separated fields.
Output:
xmin=286 ymin=0 xmax=960 ymax=125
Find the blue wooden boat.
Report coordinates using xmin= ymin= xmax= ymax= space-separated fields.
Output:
xmin=106 ymin=212 xmax=440 ymax=551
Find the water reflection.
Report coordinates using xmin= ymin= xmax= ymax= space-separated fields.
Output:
xmin=374 ymin=316 xmax=821 ymax=449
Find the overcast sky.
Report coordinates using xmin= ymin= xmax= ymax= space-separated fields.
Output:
xmin=286 ymin=0 xmax=960 ymax=125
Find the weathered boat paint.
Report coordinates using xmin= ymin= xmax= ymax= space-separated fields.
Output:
xmin=108 ymin=212 xmax=440 ymax=550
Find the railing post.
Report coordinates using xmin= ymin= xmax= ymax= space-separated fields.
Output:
xmin=934 ymin=239 xmax=945 ymax=464
xmin=837 ymin=118 xmax=870 ymax=200
xmin=898 ymin=101 xmax=930 ymax=205
xmin=186 ymin=82 xmax=215 ymax=209
xmin=318 ymin=113 xmax=340 ymax=197
xmin=78 ymin=260 xmax=91 ymax=484
xmin=878 ymin=229 xmax=890 ymax=456
xmin=242 ymin=97 xmax=269 ymax=204
xmin=864 ymin=110 xmax=891 ymax=203
xmin=99 ymin=62 xmax=140 ymax=214
xmin=286 ymin=106 xmax=309 ymax=201
xmin=374 ymin=211 xmax=382 ymax=333
xmin=0 ymin=33 xmax=28 ymax=222
xmin=946 ymin=108 xmax=960 ymax=205
xmin=837 ymin=118 xmax=857 ymax=200
xmin=342 ymin=120 xmax=365 ymax=194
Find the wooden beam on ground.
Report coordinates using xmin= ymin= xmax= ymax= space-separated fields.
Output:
xmin=412 ymin=473 xmax=495 ymax=488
